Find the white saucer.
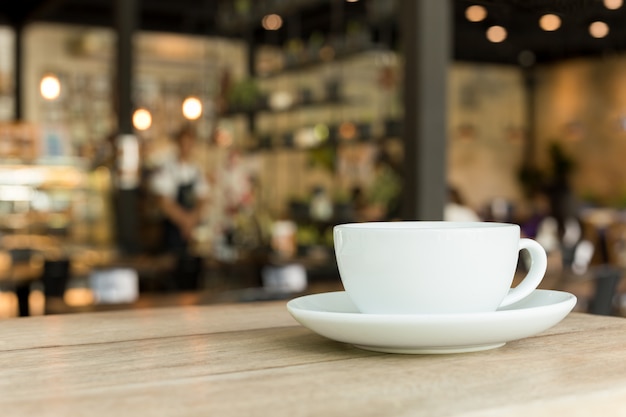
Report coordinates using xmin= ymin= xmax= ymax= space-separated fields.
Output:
xmin=286 ymin=289 xmax=577 ymax=354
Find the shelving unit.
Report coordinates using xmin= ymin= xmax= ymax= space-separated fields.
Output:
xmin=0 ymin=165 xmax=93 ymax=272
xmin=213 ymin=27 xmax=403 ymax=249
xmin=221 ymin=45 xmax=401 ymax=145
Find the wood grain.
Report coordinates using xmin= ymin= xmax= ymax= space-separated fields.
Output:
xmin=0 ymin=301 xmax=625 ymax=416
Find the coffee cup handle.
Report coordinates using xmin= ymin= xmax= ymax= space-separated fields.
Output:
xmin=498 ymin=238 xmax=548 ymax=308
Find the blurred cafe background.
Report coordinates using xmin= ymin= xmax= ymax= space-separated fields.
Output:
xmin=1 ymin=0 xmax=626 ymax=317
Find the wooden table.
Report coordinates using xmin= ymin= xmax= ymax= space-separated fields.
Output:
xmin=2 ymin=301 xmax=626 ymax=416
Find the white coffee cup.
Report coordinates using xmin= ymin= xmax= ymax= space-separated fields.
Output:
xmin=333 ymin=221 xmax=547 ymax=315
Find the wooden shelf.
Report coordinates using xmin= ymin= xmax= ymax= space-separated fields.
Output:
xmin=257 ymin=44 xmax=389 ymax=79
xmin=222 ymin=96 xmax=351 ymax=118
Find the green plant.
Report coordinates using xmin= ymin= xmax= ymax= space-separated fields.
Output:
xmin=296 ymin=225 xmax=320 ymax=246
xmin=228 ymin=78 xmax=262 ymax=110
xmin=307 ymin=145 xmax=335 ymax=172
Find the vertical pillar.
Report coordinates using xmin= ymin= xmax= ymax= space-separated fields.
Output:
xmin=13 ymin=23 xmax=23 ymax=121
xmin=113 ymin=0 xmax=141 ymax=254
xmin=522 ymin=67 xmax=536 ymax=170
xmin=245 ymin=28 xmax=256 ymax=132
xmin=115 ymin=0 xmax=137 ymax=134
xmin=400 ymin=0 xmax=451 ymax=221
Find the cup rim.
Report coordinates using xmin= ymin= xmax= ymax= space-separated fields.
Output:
xmin=334 ymin=221 xmax=517 ymax=230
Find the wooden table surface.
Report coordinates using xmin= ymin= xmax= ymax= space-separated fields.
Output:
xmin=2 ymin=300 xmax=626 ymax=416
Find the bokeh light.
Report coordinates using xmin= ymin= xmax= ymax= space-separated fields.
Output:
xmin=40 ymin=74 xmax=61 ymax=100
xmin=604 ymin=0 xmax=623 ymax=10
xmin=539 ymin=14 xmax=561 ymax=31
xmin=486 ymin=26 xmax=507 ymax=43
xmin=132 ymin=108 xmax=152 ymax=131
xmin=182 ymin=96 xmax=203 ymax=120
xmin=589 ymin=21 xmax=609 ymax=38
xmin=262 ymin=14 xmax=283 ymax=30
xmin=465 ymin=5 xmax=487 ymax=22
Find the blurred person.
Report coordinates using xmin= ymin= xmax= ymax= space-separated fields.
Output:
xmin=444 ymin=186 xmax=480 ymax=222
xmin=521 ymin=190 xmax=552 ymax=239
xmin=221 ymin=148 xmax=254 ymax=216
xmin=150 ymin=125 xmax=209 ymax=254
xmin=213 ymin=147 xmax=256 ymax=252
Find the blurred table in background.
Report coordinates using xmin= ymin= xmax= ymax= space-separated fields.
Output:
xmin=0 ymin=233 xmax=342 ymax=317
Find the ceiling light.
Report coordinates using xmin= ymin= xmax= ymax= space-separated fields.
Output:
xmin=486 ymin=26 xmax=507 ymax=43
xmin=465 ymin=5 xmax=487 ymax=22
xmin=604 ymin=0 xmax=623 ymax=10
xmin=182 ymin=96 xmax=202 ymax=120
xmin=539 ymin=14 xmax=561 ymax=31
xmin=262 ymin=14 xmax=283 ymax=30
xmin=589 ymin=21 xmax=609 ymax=38
xmin=40 ymin=74 xmax=61 ymax=100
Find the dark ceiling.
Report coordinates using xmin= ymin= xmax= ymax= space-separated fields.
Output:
xmin=1 ymin=0 xmax=626 ymax=66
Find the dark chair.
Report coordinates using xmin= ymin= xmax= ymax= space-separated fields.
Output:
xmin=41 ymin=259 xmax=71 ymax=298
xmin=173 ymin=255 xmax=204 ymax=291
xmin=8 ymin=248 xmax=40 ymax=317
xmin=588 ymin=266 xmax=621 ymax=316
xmin=559 ymin=227 xmax=623 ymax=316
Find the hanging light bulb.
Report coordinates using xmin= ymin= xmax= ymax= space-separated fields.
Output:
xmin=465 ymin=5 xmax=487 ymax=22
xmin=182 ymin=96 xmax=203 ymax=120
xmin=40 ymin=74 xmax=61 ymax=100
xmin=539 ymin=14 xmax=561 ymax=31
xmin=604 ymin=0 xmax=623 ymax=10
xmin=589 ymin=21 xmax=609 ymax=38
xmin=486 ymin=26 xmax=507 ymax=43
xmin=262 ymin=14 xmax=283 ymax=30
xmin=132 ymin=108 xmax=152 ymax=131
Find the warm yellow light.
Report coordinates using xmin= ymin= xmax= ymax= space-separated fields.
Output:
xmin=539 ymin=14 xmax=561 ymax=31
xmin=465 ymin=5 xmax=487 ymax=22
xmin=486 ymin=25 xmax=507 ymax=43
xmin=132 ymin=108 xmax=152 ymax=131
xmin=40 ymin=74 xmax=61 ymax=100
xmin=29 ymin=289 xmax=45 ymax=316
xmin=604 ymin=0 xmax=623 ymax=10
xmin=262 ymin=14 xmax=283 ymax=30
xmin=589 ymin=21 xmax=609 ymax=38
xmin=182 ymin=96 xmax=203 ymax=120
xmin=64 ymin=288 xmax=95 ymax=307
